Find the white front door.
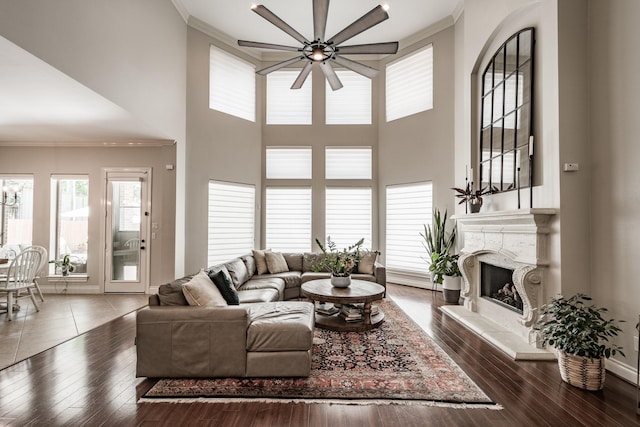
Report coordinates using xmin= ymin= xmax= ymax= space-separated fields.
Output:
xmin=104 ymin=169 xmax=150 ymax=293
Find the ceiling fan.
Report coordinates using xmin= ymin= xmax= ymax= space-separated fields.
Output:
xmin=238 ymin=0 xmax=399 ymax=90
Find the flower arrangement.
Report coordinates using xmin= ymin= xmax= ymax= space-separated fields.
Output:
xmin=313 ymin=237 xmax=364 ymax=277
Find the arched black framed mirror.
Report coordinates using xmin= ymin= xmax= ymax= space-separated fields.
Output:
xmin=479 ymin=27 xmax=534 ymax=194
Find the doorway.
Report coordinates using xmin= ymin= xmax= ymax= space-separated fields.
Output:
xmin=103 ymin=169 xmax=151 ymax=293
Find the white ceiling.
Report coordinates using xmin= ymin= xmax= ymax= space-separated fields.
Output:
xmin=0 ymin=0 xmax=460 ymax=143
xmin=181 ymin=0 xmax=460 ymax=50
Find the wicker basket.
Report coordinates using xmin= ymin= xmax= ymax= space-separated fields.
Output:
xmin=558 ymin=352 xmax=606 ymax=391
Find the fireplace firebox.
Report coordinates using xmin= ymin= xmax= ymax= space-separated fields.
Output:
xmin=480 ymin=262 xmax=523 ymax=314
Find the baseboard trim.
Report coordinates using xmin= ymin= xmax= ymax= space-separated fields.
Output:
xmin=607 ymin=357 xmax=637 ymax=385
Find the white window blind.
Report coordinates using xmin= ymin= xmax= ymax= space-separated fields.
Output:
xmin=265 ymin=187 xmax=312 ymax=252
xmin=267 ymin=70 xmax=312 ymax=125
xmin=325 ymin=188 xmax=372 ymax=250
xmin=0 ymin=177 xmax=33 ymax=247
xmin=386 ymin=45 xmax=433 ymax=122
xmin=207 ymin=181 xmax=255 ymax=266
xmin=209 ymin=45 xmax=256 ymax=122
xmin=325 ymin=71 xmax=371 ymax=124
xmin=266 ymin=147 xmax=312 ymax=179
xmin=325 ymin=147 xmax=372 ymax=179
xmin=386 ymin=182 xmax=433 ymax=275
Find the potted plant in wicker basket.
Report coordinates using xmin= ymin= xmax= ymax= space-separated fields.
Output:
xmin=534 ymin=293 xmax=625 ymax=391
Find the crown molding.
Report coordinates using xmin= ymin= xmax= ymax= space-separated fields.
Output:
xmin=399 ymin=15 xmax=455 ymax=51
xmin=452 ymin=0 xmax=465 ymax=24
xmin=188 ymin=16 xmax=262 ymax=61
xmin=0 ymin=139 xmax=176 ymax=148
xmin=170 ymin=0 xmax=189 ymax=24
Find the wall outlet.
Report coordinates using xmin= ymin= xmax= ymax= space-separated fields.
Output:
xmin=634 ymin=336 xmax=638 ymax=352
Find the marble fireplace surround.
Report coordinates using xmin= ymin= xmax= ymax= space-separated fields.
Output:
xmin=440 ymin=209 xmax=557 ymax=360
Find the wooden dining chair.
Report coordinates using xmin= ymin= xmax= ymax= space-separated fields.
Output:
xmin=0 ymin=247 xmax=42 ymax=321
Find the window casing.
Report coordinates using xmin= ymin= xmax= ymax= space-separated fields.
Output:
xmin=0 ymin=177 xmax=33 ymax=248
xmin=325 ymin=71 xmax=371 ymax=125
xmin=209 ymin=45 xmax=256 ymax=122
xmin=386 ymin=45 xmax=434 ymax=122
xmin=267 ymin=70 xmax=312 ymax=125
xmin=207 ymin=181 xmax=255 ymax=266
xmin=50 ymin=176 xmax=89 ymax=275
xmin=386 ymin=182 xmax=433 ymax=278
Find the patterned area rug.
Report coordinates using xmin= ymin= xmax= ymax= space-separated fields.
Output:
xmin=141 ymin=299 xmax=496 ymax=407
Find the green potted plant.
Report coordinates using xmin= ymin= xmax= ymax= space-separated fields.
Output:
xmin=534 ymin=293 xmax=625 ymax=390
xmin=441 ymin=254 xmax=462 ymax=303
xmin=50 ymin=254 xmax=75 ymax=276
xmin=452 ymin=182 xmax=489 ymax=213
xmin=420 ymin=209 xmax=456 ymax=287
xmin=314 ymin=237 xmax=364 ymax=288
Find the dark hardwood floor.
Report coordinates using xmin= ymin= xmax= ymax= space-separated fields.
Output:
xmin=0 ymin=283 xmax=638 ymax=426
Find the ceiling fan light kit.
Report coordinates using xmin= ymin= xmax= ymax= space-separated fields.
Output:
xmin=238 ymin=0 xmax=399 ymax=90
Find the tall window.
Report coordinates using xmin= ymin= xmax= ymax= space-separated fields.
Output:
xmin=325 ymin=188 xmax=372 ymax=249
xmin=386 ymin=45 xmax=433 ymax=122
xmin=266 ymin=70 xmax=312 ymax=125
xmin=209 ymin=45 xmax=256 ymax=122
xmin=50 ymin=176 xmax=89 ymax=274
xmin=325 ymin=71 xmax=371 ymax=125
xmin=0 ymin=177 xmax=33 ymax=247
xmin=265 ymin=188 xmax=312 ymax=252
xmin=386 ymin=182 xmax=433 ymax=280
xmin=207 ymin=181 xmax=255 ymax=266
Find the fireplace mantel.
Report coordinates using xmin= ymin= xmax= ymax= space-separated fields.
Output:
xmin=442 ymin=208 xmax=557 ymax=360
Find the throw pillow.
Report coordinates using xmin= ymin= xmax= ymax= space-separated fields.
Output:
xmin=357 ymin=250 xmax=378 ymax=275
xmin=224 ymin=258 xmax=249 ymax=287
xmin=208 ymin=267 xmax=240 ymax=305
xmin=252 ymin=249 xmax=269 ymax=275
xmin=264 ymin=251 xmax=289 ymax=274
xmin=182 ymin=270 xmax=227 ymax=307
xmin=157 ymin=275 xmax=193 ymax=306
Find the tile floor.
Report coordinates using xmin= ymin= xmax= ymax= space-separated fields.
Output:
xmin=0 ymin=293 xmax=148 ymax=370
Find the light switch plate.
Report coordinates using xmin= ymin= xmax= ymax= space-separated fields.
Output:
xmin=563 ymin=163 xmax=579 ymax=172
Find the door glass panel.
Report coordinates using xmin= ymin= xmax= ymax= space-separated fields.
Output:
xmin=110 ymin=181 xmax=141 ymax=281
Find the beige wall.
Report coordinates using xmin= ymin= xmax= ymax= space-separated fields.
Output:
xmin=184 ymin=27 xmax=262 ymax=273
xmin=589 ymin=0 xmax=640 ymax=370
xmin=0 ymin=144 xmax=177 ymax=292
xmin=377 ymin=26 xmax=456 ymax=268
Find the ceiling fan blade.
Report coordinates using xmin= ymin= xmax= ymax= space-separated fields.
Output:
xmin=332 ymin=56 xmax=379 ymax=79
xmin=251 ymin=5 xmax=309 ymax=45
xmin=320 ymin=61 xmax=343 ymax=91
xmin=256 ymin=56 xmax=305 ymax=75
xmin=328 ymin=5 xmax=389 ymax=46
xmin=313 ymin=0 xmax=330 ymax=41
xmin=337 ymin=42 xmax=399 ymax=55
xmin=291 ymin=62 xmax=313 ymax=89
xmin=238 ymin=40 xmax=301 ymax=52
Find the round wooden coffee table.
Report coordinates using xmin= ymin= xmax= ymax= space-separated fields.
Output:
xmin=301 ymin=279 xmax=385 ymax=332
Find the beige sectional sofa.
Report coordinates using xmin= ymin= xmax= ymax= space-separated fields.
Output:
xmin=135 ymin=251 xmax=386 ymax=378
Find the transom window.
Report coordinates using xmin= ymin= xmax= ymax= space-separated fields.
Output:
xmin=209 ymin=45 xmax=256 ymax=122
xmin=325 ymin=147 xmax=372 ymax=180
xmin=386 ymin=45 xmax=434 ymax=122
xmin=266 ymin=70 xmax=312 ymax=125
xmin=266 ymin=147 xmax=312 ymax=179
xmin=325 ymin=71 xmax=372 ymax=125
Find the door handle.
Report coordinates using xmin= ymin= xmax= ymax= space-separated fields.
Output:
xmin=140 ymin=246 xmax=146 ymax=250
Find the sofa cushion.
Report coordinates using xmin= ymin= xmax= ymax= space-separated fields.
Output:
xmin=182 ymin=270 xmax=227 ymax=307
xmin=241 ymin=255 xmax=256 ymax=278
xmin=252 ymin=249 xmax=269 ymax=275
xmin=238 ymin=288 xmax=279 ymax=304
xmin=303 ymin=253 xmax=328 ymax=272
xmin=255 ymin=271 xmax=302 ymax=290
xmin=282 ymin=252 xmax=303 ymax=272
xmin=239 ymin=277 xmax=286 ymax=300
xmin=157 ymin=275 xmax=193 ymax=306
xmin=208 ymin=267 xmax=240 ymax=305
xmin=300 ymin=272 xmax=330 ymax=284
xmin=356 ymin=250 xmax=378 ymax=275
xmin=351 ymin=273 xmax=377 ymax=283
xmin=225 ymin=258 xmax=250 ymax=287
xmin=246 ymin=302 xmax=314 ymax=352
xmin=265 ymin=251 xmax=289 ymax=274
